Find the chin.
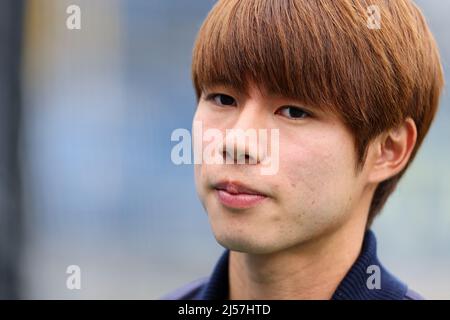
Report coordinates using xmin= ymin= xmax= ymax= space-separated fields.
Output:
xmin=214 ymin=231 xmax=284 ymax=255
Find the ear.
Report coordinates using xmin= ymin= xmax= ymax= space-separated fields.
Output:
xmin=367 ymin=118 xmax=417 ymax=184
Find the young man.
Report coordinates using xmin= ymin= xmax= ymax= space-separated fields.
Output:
xmin=164 ymin=0 xmax=444 ymax=300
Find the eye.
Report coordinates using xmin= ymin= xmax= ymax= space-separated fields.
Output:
xmin=205 ymin=93 xmax=237 ymax=107
xmin=276 ymin=106 xmax=311 ymax=120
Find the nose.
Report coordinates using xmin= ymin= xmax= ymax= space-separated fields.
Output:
xmin=221 ymin=103 xmax=269 ymax=165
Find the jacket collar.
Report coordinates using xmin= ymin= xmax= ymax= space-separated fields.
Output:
xmin=199 ymin=229 xmax=407 ymax=300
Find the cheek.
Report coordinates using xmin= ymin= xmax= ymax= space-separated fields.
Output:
xmin=193 ymin=102 xmax=227 ymax=129
xmin=278 ymin=128 xmax=357 ymax=215
xmin=193 ymin=164 xmax=202 ymax=187
xmin=194 ymin=164 xmax=206 ymax=206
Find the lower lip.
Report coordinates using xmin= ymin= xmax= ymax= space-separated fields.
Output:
xmin=215 ymin=189 xmax=268 ymax=209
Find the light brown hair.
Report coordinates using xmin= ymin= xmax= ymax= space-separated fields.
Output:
xmin=191 ymin=0 xmax=444 ymax=226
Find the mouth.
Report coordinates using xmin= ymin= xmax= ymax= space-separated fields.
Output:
xmin=212 ymin=180 xmax=269 ymax=209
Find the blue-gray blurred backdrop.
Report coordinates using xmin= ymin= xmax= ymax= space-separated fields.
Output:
xmin=19 ymin=0 xmax=450 ymax=299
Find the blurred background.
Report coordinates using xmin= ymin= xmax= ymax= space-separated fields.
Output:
xmin=0 ymin=0 xmax=448 ymax=299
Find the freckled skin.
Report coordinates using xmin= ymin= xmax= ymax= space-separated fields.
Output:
xmin=193 ymin=83 xmax=369 ymax=255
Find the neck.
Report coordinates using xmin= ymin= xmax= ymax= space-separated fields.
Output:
xmin=228 ymin=218 xmax=367 ymax=300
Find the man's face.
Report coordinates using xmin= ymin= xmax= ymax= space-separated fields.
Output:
xmin=193 ymin=82 xmax=370 ymax=254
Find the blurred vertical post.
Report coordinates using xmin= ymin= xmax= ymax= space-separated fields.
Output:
xmin=0 ymin=0 xmax=25 ymax=298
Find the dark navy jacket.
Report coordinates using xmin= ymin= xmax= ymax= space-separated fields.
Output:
xmin=162 ymin=230 xmax=423 ymax=300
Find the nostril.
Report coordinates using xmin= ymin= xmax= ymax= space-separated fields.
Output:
xmin=221 ymin=147 xmax=253 ymax=164
xmin=222 ymin=150 xmax=234 ymax=163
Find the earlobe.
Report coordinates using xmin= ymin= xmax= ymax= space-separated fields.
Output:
xmin=368 ymin=118 xmax=417 ymax=184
